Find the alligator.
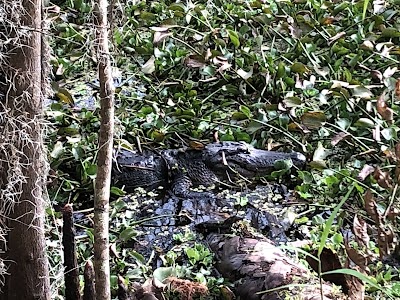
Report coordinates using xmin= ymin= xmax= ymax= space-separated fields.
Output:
xmin=112 ymin=141 xmax=306 ymax=197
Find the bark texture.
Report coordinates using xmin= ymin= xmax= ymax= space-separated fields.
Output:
xmin=93 ymin=0 xmax=115 ymax=298
xmin=83 ymin=260 xmax=96 ymax=300
xmin=1 ymin=0 xmax=51 ymax=299
xmin=62 ymin=204 xmax=81 ymax=300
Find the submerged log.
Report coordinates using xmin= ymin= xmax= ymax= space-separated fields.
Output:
xmin=207 ymin=233 xmax=348 ymax=300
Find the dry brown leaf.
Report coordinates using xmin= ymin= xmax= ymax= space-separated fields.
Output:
xmin=184 ymin=55 xmax=206 ymax=68
xmin=395 ymin=165 xmax=400 ymax=183
xmin=373 ymin=167 xmax=392 ymax=189
xmin=376 ymin=92 xmax=394 ymax=124
xmin=387 ymin=207 xmax=400 ymax=221
xmin=371 ymin=70 xmax=383 ymax=83
xmin=364 ymin=189 xmax=381 ymax=224
xmin=353 ymin=215 xmax=370 ymax=248
xmin=345 ymin=240 xmax=369 ymax=271
xmin=377 ymin=225 xmax=395 ymax=259
xmin=301 ymin=111 xmax=327 ymax=130
xmin=395 ymin=78 xmax=400 ymax=99
xmin=345 ymin=268 xmax=365 ymax=300
xmin=382 ymin=148 xmax=397 ymax=161
xmin=395 ymin=143 xmax=400 ymax=160
xmin=357 ymin=164 xmax=374 ymax=181
xmin=189 ymin=141 xmax=205 ymax=150
xmin=321 ymin=16 xmax=335 ymax=25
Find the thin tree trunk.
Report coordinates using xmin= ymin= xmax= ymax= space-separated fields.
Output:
xmin=2 ymin=0 xmax=51 ymax=299
xmin=93 ymin=0 xmax=114 ymax=298
xmin=62 ymin=204 xmax=81 ymax=300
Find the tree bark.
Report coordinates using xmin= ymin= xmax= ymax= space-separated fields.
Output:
xmin=93 ymin=0 xmax=114 ymax=299
xmin=62 ymin=204 xmax=81 ymax=300
xmin=1 ymin=0 xmax=51 ymax=299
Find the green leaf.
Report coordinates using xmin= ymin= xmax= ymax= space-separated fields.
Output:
xmin=291 ymin=62 xmax=309 ymax=74
xmin=153 ymin=267 xmax=177 ymax=282
xmin=381 ymin=27 xmax=400 ymax=38
xmin=129 ymin=250 xmax=146 ymax=265
xmin=119 ymin=227 xmax=137 ymax=242
xmin=200 ymin=65 xmax=216 ymax=76
xmin=276 ymin=61 xmax=286 ymax=79
xmin=239 ymin=105 xmax=251 ymax=118
xmin=139 ymin=12 xmax=156 ymax=21
xmin=110 ymin=186 xmax=126 ymax=196
xmin=227 ymin=29 xmax=240 ymax=47
xmin=231 ymin=112 xmax=248 ymax=120
xmin=331 ymin=232 xmax=343 ymax=245
xmin=318 ymin=185 xmax=354 ymax=256
xmin=234 ymin=131 xmax=251 ymax=143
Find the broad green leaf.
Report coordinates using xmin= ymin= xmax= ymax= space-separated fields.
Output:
xmin=153 ymin=267 xmax=177 ymax=282
xmin=381 ymin=27 xmax=400 ymax=38
xmin=110 ymin=186 xmax=126 ymax=196
xmin=291 ymin=62 xmax=309 ymax=74
xmin=239 ymin=105 xmax=251 ymax=118
xmin=227 ymin=29 xmax=240 ymax=47
xmin=119 ymin=227 xmax=137 ymax=242
xmin=234 ymin=132 xmax=251 ymax=143
xmin=139 ymin=12 xmax=156 ymax=21
xmin=276 ymin=61 xmax=286 ymax=79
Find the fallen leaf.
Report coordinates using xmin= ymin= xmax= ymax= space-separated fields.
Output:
xmin=189 ymin=141 xmax=205 ymax=150
xmin=370 ymin=70 xmax=383 ymax=83
xmin=353 ymin=215 xmax=370 ymax=248
xmin=377 ymin=225 xmax=395 ymax=258
xmin=364 ymin=189 xmax=381 ymax=224
xmin=301 ymin=111 xmax=326 ymax=129
xmin=237 ymin=67 xmax=253 ymax=80
xmin=331 ymin=132 xmax=350 ymax=146
xmin=153 ymin=31 xmax=172 ymax=43
xmin=376 ymin=92 xmax=393 ymax=124
xmin=345 ymin=240 xmax=369 ymax=271
xmin=142 ymin=56 xmax=156 ymax=74
xmin=328 ymin=31 xmax=346 ymax=45
xmin=373 ymin=167 xmax=392 ymax=189
xmin=395 ymin=78 xmax=400 ymax=99
xmin=185 ymin=55 xmax=206 ymax=68
xmin=357 ymin=164 xmax=374 ymax=181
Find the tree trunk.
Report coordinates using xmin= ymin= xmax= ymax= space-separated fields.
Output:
xmin=93 ymin=0 xmax=115 ymax=299
xmin=0 ymin=0 xmax=51 ymax=299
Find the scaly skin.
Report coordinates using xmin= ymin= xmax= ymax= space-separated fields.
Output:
xmin=112 ymin=141 xmax=306 ymax=197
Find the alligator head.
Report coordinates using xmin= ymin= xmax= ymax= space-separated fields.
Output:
xmin=202 ymin=142 xmax=306 ymax=178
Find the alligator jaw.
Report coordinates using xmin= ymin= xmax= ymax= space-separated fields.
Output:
xmin=203 ymin=142 xmax=306 ymax=177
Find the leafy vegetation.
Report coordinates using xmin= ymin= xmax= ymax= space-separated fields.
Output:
xmin=47 ymin=0 xmax=400 ymax=298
